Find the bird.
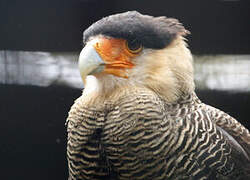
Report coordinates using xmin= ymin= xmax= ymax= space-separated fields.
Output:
xmin=66 ymin=11 xmax=250 ymax=180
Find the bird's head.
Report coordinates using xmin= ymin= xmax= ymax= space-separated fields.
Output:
xmin=79 ymin=11 xmax=194 ymax=102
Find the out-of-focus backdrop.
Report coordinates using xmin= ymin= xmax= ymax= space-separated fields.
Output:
xmin=0 ymin=0 xmax=250 ymax=179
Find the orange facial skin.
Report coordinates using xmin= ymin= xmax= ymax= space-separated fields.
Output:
xmin=93 ymin=37 xmax=140 ymax=78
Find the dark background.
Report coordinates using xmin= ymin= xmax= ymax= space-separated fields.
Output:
xmin=0 ymin=0 xmax=250 ymax=54
xmin=0 ymin=0 xmax=250 ymax=180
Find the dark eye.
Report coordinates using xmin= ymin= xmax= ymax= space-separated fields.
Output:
xmin=126 ymin=40 xmax=143 ymax=54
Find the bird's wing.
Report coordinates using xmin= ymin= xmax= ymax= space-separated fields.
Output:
xmin=66 ymin=97 xmax=112 ymax=180
xmin=205 ymin=104 xmax=250 ymax=160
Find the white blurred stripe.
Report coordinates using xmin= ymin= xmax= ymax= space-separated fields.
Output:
xmin=0 ymin=51 xmax=250 ymax=91
xmin=193 ymin=55 xmax=250 ymax=91
xmin=0 ymin=50 xmax=83 ymax=89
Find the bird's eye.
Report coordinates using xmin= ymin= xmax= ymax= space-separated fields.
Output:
xmin=125 ymin=40 xmax=143 ymax=54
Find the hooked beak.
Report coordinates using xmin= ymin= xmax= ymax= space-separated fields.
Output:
xmin=78 ymin=42 xmax=105 ymax=83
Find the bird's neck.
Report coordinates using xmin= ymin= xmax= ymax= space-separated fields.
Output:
xmin=81 ymin=74 xmax=196 ymax=106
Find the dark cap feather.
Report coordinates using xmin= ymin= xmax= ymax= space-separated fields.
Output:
xmin=83 ymin=11 xmax=188 ymax=49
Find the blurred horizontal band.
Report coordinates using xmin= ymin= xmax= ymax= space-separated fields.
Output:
xmin=0 ymin=50 xmax=250 ymax=91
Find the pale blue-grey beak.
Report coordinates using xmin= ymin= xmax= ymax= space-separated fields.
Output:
xmin=78 ymin=42 xmax=105 ymax=82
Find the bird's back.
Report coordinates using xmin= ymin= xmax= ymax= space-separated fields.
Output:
xmin=66 ymin=87 xmax=250 ymax=179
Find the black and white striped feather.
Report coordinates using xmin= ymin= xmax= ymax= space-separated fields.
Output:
xmin=66 ymin=89 xmax=250 ymax=180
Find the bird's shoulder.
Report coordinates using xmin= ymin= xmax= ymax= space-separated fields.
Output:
xmin=203 ymin=104 xmax=250 ymax=155
xmin=201 ymin=103 xmax=250 ymax=175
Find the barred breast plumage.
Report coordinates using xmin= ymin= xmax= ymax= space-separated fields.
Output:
xmin=66 ymin=87 xmax=250 ymax=180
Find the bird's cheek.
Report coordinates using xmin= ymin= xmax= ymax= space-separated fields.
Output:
xmin=104 ymin=66 xmax=129 ymax=78
xmin=95 ymin=44 xmax=134 ymax=78
xmin=102 ymin=55 xmax=134 ymax=78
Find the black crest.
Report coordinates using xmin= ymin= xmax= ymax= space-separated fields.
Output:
xmin=83 ymin=11 xmax=188 ymax=49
